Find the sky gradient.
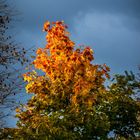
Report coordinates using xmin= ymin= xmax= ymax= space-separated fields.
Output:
xmin=7 ymin=0 xmax=140 ymax=127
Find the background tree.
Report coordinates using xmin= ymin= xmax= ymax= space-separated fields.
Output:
xmin=0 ymin=0 xmax=30 ymax=128
xmin=98 ymin=71 xmax=140 ymax=139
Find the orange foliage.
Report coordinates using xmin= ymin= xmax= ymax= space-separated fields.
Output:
xmin=23 ymin=21 xmax=110 ymax=109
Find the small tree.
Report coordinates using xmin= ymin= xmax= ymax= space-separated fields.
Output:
xmin=16 ymin=21 xmax=110 ymax=139
xmin=0 ymin=0 xmax=29 ymax=127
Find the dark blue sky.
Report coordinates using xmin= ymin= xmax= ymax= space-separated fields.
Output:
xmin=13 ymin=0 xmax=140 ymax=74
xmin=7 ymin=0 xmax=140 ymax=127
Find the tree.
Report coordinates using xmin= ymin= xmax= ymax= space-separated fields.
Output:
xmin=0 ymin=0 xmax=29 ymax=127
xmin=15 ymin=21 xmax=110 ymax=139
xmin=98 ymin=72 xmax=140 ymax=139
xmin=14 ymin=21 xmax=140 ymax=140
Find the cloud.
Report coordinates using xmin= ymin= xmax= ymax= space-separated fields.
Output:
xmin=14 ymin=0 xmax=140 ymax=31
xmin=72 ymin=12 xmax=140 ymax=73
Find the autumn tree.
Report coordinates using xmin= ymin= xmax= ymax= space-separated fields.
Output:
xmin=0 ymin=0 xmax=29 ymax=127
xmin=14 ymin=21 xmax=140 ymax=140
xmin=15 ymin=21 xmax=110 ymax=139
